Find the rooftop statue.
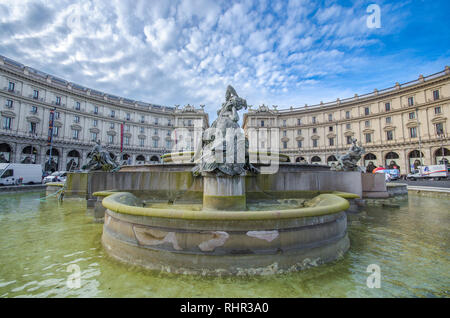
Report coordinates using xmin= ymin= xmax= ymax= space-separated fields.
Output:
xmin=82 ymin=140 xmax=120 ymax=172
xmin=192 ymin=85 xmax=259 ymax=176
xmin=336 ymin=138 xmax=365 ymax=171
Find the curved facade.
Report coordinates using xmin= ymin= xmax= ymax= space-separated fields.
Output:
xmin=243 ymin=67 xmax=450 ymax=174
xmin=0 ymin=55 xmax=209 ymax=171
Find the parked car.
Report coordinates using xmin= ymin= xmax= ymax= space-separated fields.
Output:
xmin=0 ymin=163 xmax=43 ymax=185
xmin=43 ymin=171 xmax=67 ymax=183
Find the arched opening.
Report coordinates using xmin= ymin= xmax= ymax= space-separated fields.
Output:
xmin=408 ymin=150 xmax=425 ymax=172
xmin=295 ymin=156 xmax=306 ymax=163
xmin=0 ymin=143 xmax=12 ymax=163
xmin=363 ymin=153 xmax=377 ymax=168
xmin=311 ymin=156 xmax=321 ymax=164
xmin=327 ymin=155 xmax=338 ymax=167
xmin=385 ymin=152 xmax=400 ymax=170
xmin=150 ymin=155 xmax=160 ymax=164
xmin=121 ymin=153 xmax=131 ymax=165
xmin=45 ymin=149 xmax=60 ymax=172
xmin=21 ymin=146 xmax=38 ymax=164
xmin=67 ymin=150 xmax=81 ymax=171
xmin=136 ymin=155 xmax=146 ymax=165
xmin=434 ymin=147 xmax=450 ymax=165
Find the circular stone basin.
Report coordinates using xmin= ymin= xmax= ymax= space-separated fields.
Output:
xmin=101 ymin=192 xmax=350 ymax=275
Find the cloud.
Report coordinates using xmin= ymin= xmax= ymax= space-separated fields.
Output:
xmin=0 ymin=0 xmax=447 ymax=122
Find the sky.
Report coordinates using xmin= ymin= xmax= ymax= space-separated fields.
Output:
xmin=0 ymin=0 xmax=449 ymax=121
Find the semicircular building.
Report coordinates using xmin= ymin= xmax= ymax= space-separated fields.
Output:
xmin=0 ymin=55 xmax=209 ymax=171
xmin=243 ymin=67 xmax=450 ymax=174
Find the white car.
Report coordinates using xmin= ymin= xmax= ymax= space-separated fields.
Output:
xmin=43 ymin=171 xmax=67 ymax=183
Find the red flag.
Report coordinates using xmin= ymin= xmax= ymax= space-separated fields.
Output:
xmin=120 ymin=123 xmax=124 ymax=152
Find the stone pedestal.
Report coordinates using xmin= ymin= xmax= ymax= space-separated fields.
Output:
xmin=202 ymin=173 xmax=246 ymax=211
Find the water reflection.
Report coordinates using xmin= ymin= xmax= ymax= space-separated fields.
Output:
xmin=0 ymin=192 xmax=448 ymax=297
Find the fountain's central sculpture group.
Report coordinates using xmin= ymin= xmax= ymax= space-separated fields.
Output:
xmin=192 ymin=85 xmax=259 ymax=177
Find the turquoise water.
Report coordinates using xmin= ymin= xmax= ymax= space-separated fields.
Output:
xmin=0 ymin=191 xmax=448 ymax=297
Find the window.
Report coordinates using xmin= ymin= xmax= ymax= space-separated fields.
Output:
xmin=345 ymin=111 xmax=350 ymax=119
xmin=94 ymin=106 xmax=98 ymax=114
xmin=154 ymin=118 xmax=159 ymax=125
xmin=282 ymin=119 xmax=286 ymax=127
xmin=154 ymin=129 xmax=158 ymax=135
xmin=408 ymin=96 xmax=414 ymax=106
xmin=56 ymin=96 xmax=61 ymax=105
xmin=364 ymin=107 xmax=370 ymax=116
xmin=386 ymin=130 xmax=393 ymax=141
xmin=436 ymin=123 xmax=444 ymax=135
xmin=434 ymin=106 xmax=441 ymax=114
xmin=153 ymin=139 xmax=158 ymax=148
xmin=329 ymin=126 xmax=333 ymax=132
xmin=408 ymin=112 xmax=415 ymax=120
xmin=346 ymin=136 xmax=352 ymax=144
xmin=110 ymin=110 xmax=115 ymax=118
xmin=346 ymin=123 xmax=351 ymax=130
xmin=124 ymin=136 xmax=130 ymax=145
xmin=53 ymin=126 xmax=59 ymax=137
xmin=283 ymin=130 xmax=287 ymax=137
xmin=108 ymin=135 xmax=114 ymax=144
xmin=141 ymin=115 xmax=145 ymax=123
xmin=260 ymin=120 xmax=265 ymax=127
xmin=33 ymin=90 xmax=39 ymax=99
xmin=110 ymin=122 xmax=115 ymax=129
xmin=139 ymin=138 xmax=145 ymax=147
xmin=312 ymin=139 xmax=318 ymax=148
xmin=433 ymin=90 xmax=440 ymax=101
xmin=6 ymin=100 xmax=13 ymax=108
xmin=126 ymin=113 xmax=131 ymax=121
xmin=75 ymin=101 xmax=80 ymax=110
xmin=1 ymin=169 xmax=13 ymax=178
xmin=55 ymin=111 xmax=60 ymax=119
xmin=168 ymin=119 xmax=172 ymax=126
xmin=312 ymin=128 xmax=317 ymax=134
xmin=90 ymin=132 xmax=97 ymax=141
xmin=297 ymin=118 xmax=301 ymax=125
xmin=329 ymin=137 xmax=334 ymax=146
xmin=74 ymin=116 xmax=80 ymax=123
xmin=72 ymin=129 xmax=79 ymax=139
xmin=365 ymin=120 xmax=370 ymax=128
xmin=93 ymin=119 xmax=98 ymax=127
xmin=140 ymin=127 xmax=145 ymax=133
xmin=409 ymin=127 xmax=417 ymax=138
xmin=31 ymin=106 xmax=38 ymax=114
xmin=297 ymin=140 xmax=302 ymax=148
xmin=312 ymin=116 xmax=316 ymax=124
xmin=328 ymin=114 xmax=333 ymax=122
xmin=166 ymin=140 xmax=171 ymax=148
xmin=365 ymin=133 xmax=372 ymax=143
xmin=297 ymin=129 xmax=302 ymax=135
xmin=386 ymin=117 xmax=392 ymax=124
xmin=283 ymin=141 xmax=287 ymax=149
xmin=2 ymin=117 xmax=12 ymax=130
xmin=385 ymin=102 xmax=391 ymax=111
xmin=125 ymin=124 xmax=130 ymax=132
xmin=8 ymin=82 xmax=15 ymax=92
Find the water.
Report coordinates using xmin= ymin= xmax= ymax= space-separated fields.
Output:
xmin=0 ymin=191 xmax=448 ymax=297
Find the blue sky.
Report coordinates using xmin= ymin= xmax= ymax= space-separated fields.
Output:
xmin=0 ymin=0 xmax=449 ymax=120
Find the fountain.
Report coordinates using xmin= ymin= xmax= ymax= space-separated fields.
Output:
xmin=98 ymin=86 xmax=361 ymax=275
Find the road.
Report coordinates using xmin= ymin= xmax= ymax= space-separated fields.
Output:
xmin=391 ymin=179 xmax=450 ymax=188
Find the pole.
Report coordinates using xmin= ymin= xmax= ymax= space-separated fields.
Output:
xmin=415 ymin=107 xmax=423 ymax=166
